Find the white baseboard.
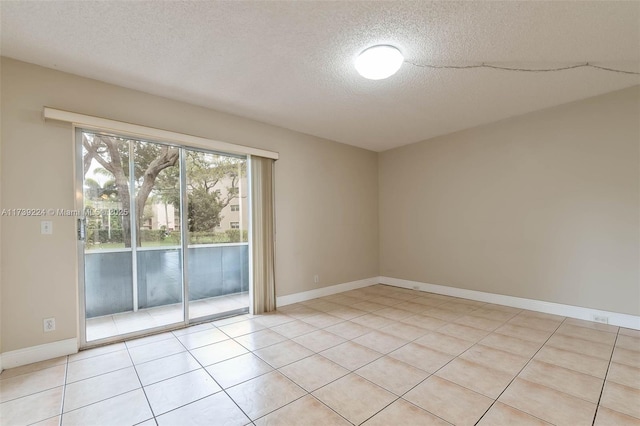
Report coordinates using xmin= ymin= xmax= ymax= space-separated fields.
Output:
xmin=277 ymin=277 xmax=379 ymax=307
xmin=380 ymin=276 xmax=640 ymax=330
xmin=1 ymin=338 xmax=78 ymax=370
xmin=2 ymin=275 xmax=634 ymax=372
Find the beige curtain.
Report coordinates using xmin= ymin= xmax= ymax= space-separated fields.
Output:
xmin=251 ymin=156 xmax=276 ymax=314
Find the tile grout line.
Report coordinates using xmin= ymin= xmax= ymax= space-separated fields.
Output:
xmin=240 ymin=337 xmax=356 ymax=425
xmin=52 ymin=356 xmax=69 ymax=426
xmin=212 ymin=298 xmax=438 ymax=424
xmin=384 ymin=398 xmax=453 ymax=426
xmin=263 ymin=307 xmax=391 ymax=425
xmin=307 ymin=298 xmax=491 ymax=425
xmin=332 ymin=296 xmax=505 ymax=424
xmin=248 ymin=333 xmax=354 ymax=423
xmin=302 ymin=394 xmax=354 ymax=426
xmin=356 ymin=396 xmax=401 ymax=425
xmin=363 ymin=305 xmax=494 ymax=422
xmin=356 ymin=306 xmax=480 ymax=424
xmin=176 ymin=330 xmax=257 ymax=425
xmin=309 ymin=296 xmax=509 ymax=413
xmin=264 ymin=308 xmax=410 ymax=422
xmin=59 ymin=363 xmax=149 ymax=421
xmin=124 ymin=339 xmax=159 ymax=425
xmin=471 ymin=315 xmax=576 ymax=425
xmin=590 ymin=328 xmax=620 ymax=426
xmin=0 ymin=358 xmax=69 ymax=426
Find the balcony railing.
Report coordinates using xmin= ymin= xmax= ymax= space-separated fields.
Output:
xmin=84 ymin=243 xmax=249 ymax=318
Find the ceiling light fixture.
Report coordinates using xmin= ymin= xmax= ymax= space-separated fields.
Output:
xmin=355 ymin=45 xmax=404 ymax=80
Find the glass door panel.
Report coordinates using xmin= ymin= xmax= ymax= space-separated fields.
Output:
xmin=185 ymin=150 xmax=249 ymax=320
xmin=82 ymin=132 xmax=135 ymax=341
xmin=133 ymin=141 xmax=183 ymax=328
xmin=81 ymin=131 xmax=185 ymax=343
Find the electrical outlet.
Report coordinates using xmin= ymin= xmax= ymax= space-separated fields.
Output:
xmin=593 ymin=315 xmax=609 ymax=324
xmin=313 ymin=275 xmax=319 ymax=284
xmin=43 ymin=317 xmax=56 ymax=332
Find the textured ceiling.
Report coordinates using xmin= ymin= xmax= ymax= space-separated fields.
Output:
xmin=2 ymin=1 xmax=639 ymax=152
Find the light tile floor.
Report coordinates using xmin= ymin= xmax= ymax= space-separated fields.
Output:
xmin=1 ymin=284 xmax=639 ymax=425
xmin=86 ymin=292 xmax=249 ymax=341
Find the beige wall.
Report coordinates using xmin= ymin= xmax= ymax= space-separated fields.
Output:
xmin=0 ymin=58 xmax=379 ymax=352
xmin=1 ymin=56 xmax=637 ymax=356
xmin=0 ymin=57 xmax=3 ymax=357
xmin=380 ymin=86 xmax=640 ymax=315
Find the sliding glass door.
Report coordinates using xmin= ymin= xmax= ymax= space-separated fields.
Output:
xmin=184 ymin=150 xmax=250 ymax=320
xmin=78 ymin=129 xmax=249 ymax=345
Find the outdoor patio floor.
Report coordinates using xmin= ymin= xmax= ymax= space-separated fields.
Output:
xmin=86 ymin=292 xmax=249 ymax=342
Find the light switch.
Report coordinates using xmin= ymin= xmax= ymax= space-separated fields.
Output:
xmin=41 ymin=220 xmax=53 ymax=235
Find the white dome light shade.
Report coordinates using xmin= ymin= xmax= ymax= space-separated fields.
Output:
xmin=355 ymin=45 xmax=404 ymax=80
